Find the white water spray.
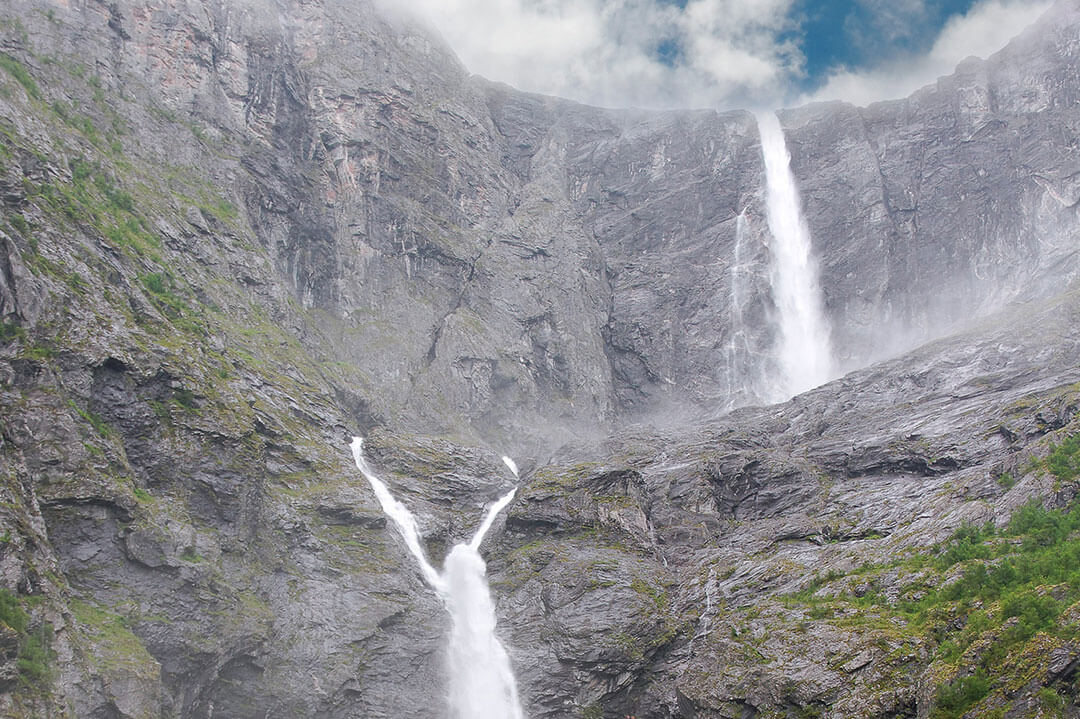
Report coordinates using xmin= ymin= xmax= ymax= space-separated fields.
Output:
xmin=757 ymin=112 xmax=835 ymax=400
xmin=724 ymin=210 xmax=759 ymax=406
xmin=501 ymin=456 xmax=519 ymax=478
xmin=350 ymin=438 xmax=524 ymax=719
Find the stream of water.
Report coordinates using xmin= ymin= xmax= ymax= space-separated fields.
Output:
xmin=757 ymin=111 xmax=835 ymax=400
xmin=349 ymin=438 xmax=525 ymax=719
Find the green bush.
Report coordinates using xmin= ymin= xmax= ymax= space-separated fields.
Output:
xmin=1007 ymin=497 xmax=1080 ymax=549
xmin=0 ymin=588 xmax=54 ymax=687
xmin=17 ymin=622 xmax=53 ymax=683
xmin=0 ymin=588 xmax=28 ymax=634
xmin=933 ymin=671 xmax=989 ymax=718
xmin=935 ymin=522 xmax=994 ymax=569
xmin=1037 ymin=687 xmax=1065 ymax=711
xmin=8 ymin=213 xmax=29 ymax=236
xmin=0 ymin=321 xmax=24 ymax=343
xmin=1046 ymin=434 xmax=1080 ymax=482
xmin=141 ymin=272 xmax=168 ymax=295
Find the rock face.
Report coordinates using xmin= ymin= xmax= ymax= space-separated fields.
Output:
xmin=0 ymin=0 xmax=1077 ymax=717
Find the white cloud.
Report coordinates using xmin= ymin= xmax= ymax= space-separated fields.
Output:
xmin=387 ymin=0 xmax=1051 ymax=111
xmin=803 ymin=0 xmax=1052 ymax=107
xmin=390 ymin=0 xmax=803 ymax=109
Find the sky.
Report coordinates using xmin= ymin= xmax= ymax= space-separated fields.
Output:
xmin=389 ymin=0 xmax=1052 ymax=110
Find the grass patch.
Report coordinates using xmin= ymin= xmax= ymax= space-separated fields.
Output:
xmin=0 ymin=54 xmax=40 ymax=99
xmin=8 ymin=212 xmax=29 ymax=236
xmin=25 ymin=157 xmax=162 ymax=267
xmin=69 ymin=599 xmax=157 ymax=677
xmin=0 ymin=588 xmax=54 ymax=687
xmin=68 ymin=399 xmax=111 ymax=439
xmin=137 ymin=270 xmax=208 ymax=336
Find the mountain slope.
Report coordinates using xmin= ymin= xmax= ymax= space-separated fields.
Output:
xmin=0 ymin=0 xmax=1076 ymax=717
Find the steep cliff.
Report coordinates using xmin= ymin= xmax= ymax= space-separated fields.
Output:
xmin=0 ymin=0 xmax=1077 ymax=717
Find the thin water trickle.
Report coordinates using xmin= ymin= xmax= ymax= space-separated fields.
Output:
xmin=724 ymin=209 xmax=761 ymax=407
xmin=350 ymin=438 xmax=443 ymax=590
xmin=350 ymin=437 xmax=525 ymax=719
xmin=757 ymin=111 xmax=835 ymax=400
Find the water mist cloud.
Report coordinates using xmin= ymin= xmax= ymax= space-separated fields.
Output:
xmin=386 ymin=0 xmax=1051 ymax=111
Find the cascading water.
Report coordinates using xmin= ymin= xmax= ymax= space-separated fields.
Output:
xmin=757 ymin=111 xmax=835 ymax=400
xmin=724 ymin=210 xmax=761 ymax=407
xmin=350 ymin=438 xmax=525 ymax=719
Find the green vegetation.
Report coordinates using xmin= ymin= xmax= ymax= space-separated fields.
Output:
xmin=22 ymin=156 xmax=164 ymax=278
xmin=8 ymin=212 xmax=29 ymax=236
xmin=630 ymin=576 xmax=670 ymax=615
xmin=782 ymin=437 xmax=1080 ymax=718
xmin=934 ymin=672 xmax=990 ymax=718
xmin=0 ymin=320 xmax=24 ymax=343
xmin=1038 ymin=686 xmax=1066 ymax=712
xmin=68 ymin=399 xmax=112 ymax=438
xmin=21 ymin=343 xmax=55 ymax=362
xmin=1046 ymin=434 xmax=1080 ymax=483
xmin=132 ymin=268 xmax=209 ymax=337
xmin=70 ymin=599 xmax=157 ymax=677
xmin=0 ymin=588 xmax=54 ymax=688
xmin=0 ymin=54 xmax=40 ymax=99
xmin=51 ymin=100 xmax=101 ymax=145
xmin=901 ymin=496 xmax=1080 ymax=716
xmin=580 ymin=703 xmax=603 ymax=719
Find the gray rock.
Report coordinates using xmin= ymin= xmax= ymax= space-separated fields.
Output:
xmin=0 ymin=0 xmax=1077 ymax=716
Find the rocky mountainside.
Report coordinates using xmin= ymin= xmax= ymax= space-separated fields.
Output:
xmin=0 ymin=0 xmax=1077 ymax=717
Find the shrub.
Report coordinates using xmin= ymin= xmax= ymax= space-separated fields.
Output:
xmin=0 ymin=588 xmax=54 ymax=687
xmin=933 ymin=671 xmax=989 ymax=718
xmin=1046 ymin=434 xmax=1080 ymax=482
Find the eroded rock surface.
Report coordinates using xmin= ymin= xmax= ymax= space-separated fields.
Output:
xmin=0 ymin=0 xmax=1077 ymax=717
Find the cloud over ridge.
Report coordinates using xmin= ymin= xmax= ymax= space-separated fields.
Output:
xmin=389 ymin=0 xmax=1051 ymax=110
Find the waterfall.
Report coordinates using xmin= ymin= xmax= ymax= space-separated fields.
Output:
xmin=724 ymin=210 xmax=759 ymax=407
xmin=350 ymin=438 xmax=525 ymax=719
xmin=757 ymin=111 xmax=835 ymax=400
xmin=350 ymin=439 xmax=445 ymax=590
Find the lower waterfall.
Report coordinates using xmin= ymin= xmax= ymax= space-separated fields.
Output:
xmin=350 ymin=438 xmax=525 ymax=719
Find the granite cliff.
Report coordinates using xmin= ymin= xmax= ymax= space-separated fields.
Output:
xmin=0 ymin=0 xmax=1078 ymax=717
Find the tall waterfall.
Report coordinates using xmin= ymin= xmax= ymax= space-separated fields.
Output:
xmin=757 ymin=112 xmax=835 ymax=400
xmin=350 ymin=438 xmax=525 ymax=719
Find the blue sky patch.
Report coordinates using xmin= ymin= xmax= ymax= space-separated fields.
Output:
xmin=789 ymin=0 xmax=982 ymax=90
